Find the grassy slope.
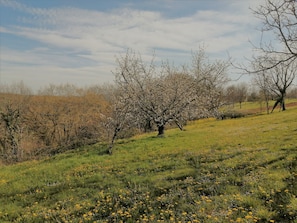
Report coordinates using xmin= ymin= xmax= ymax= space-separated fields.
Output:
xmin=229 ymin=99 xmax=297 ymax=115
xmin=0 ymin=107 xmax=296 ymax=223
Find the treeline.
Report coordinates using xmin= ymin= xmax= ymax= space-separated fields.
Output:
xmin=1 ymin=50 xmax=297 ymax=163
xmin=0 ymin=86 xmax=110 ymax=163
xmin=1 ymin=81 xmax=296 ymax=163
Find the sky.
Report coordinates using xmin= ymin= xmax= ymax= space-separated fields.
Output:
xmin=0 ymin=0 xmax=264 ymax=92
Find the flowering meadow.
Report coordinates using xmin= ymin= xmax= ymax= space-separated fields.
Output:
xmin=0 ymin=106 xmax=296 ymax=222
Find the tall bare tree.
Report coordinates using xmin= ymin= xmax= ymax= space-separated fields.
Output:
xmin=191 ymin=50 xmax=230 ymax=118
xmin=244 ymin=0 xmax=297 ymax=113
xmin=252 ymin=0 xmax=297 ymax=70
xmin=252 ymin=57 xmax=296 ymax=112
xmin=269 ymin=61 xmax=296 ymax=112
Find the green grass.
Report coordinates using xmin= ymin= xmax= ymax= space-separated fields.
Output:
xmin=230 ymin=98 xmax=297 ymax=114
xmin=0 ymin=106 xmax=296 ymax=222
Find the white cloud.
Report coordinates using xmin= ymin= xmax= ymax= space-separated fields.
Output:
xmin=0 ymin=0 xmax=263 ymax=91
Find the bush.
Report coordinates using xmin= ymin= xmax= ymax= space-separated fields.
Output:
xmin=218 ymin=111 xmax=245 ymax=120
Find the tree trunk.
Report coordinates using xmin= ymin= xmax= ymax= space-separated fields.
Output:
xmin=271 ymin=97 xmax=280 ymax=113
xmin=271 ymin=94 xmax=286 ymax=113
xmin=157 ymin=125 xmax=165 ymax=137
xmin=144 ymin=118 xmax=153 ymax=132
xmin=265 ymin=99 xmax=270 ymax=114
xmin=107 ymin=126 xmax=120 ymax=155
xmin=281 ymin=98 xmax=286 ymax=111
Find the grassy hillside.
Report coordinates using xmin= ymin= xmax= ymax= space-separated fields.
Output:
xmin=0 ymin=106 xmax=296 ymax=222
xmin=223 ymin=99 xmax=297 ymax=115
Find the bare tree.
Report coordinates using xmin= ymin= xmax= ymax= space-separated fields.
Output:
xmin=269 ymin=61 xmax=296 ymax=112
xmin=240 ymin=0 xmax=297 ymax=113
xmin=0 ymin=81 xmax=32 ymax=95
xmin=113 ymin=50 xmax=198 ymax=137
xmin=0 ymin=82 xmax=31 ymax=162
xmin=0 ymin=103 xmax=22 ymax=161
xmin=101 ymin=85 xmax=137 ymax=154
xmin=38 ymin=83 xmax=84 ymax=96
xmin=225 ymin=85 xmax=237 ymax=108
xmin=251 ymin=0 xmax=297 ymax=71
xmin=189 ymin=49 xmax=230 ymax=119
xmin=252 ymin=56 xmax=296 ymax=112
xmin=253 ymin=70 xmax=272 ymax=114
xmin=225 ymin=83 xmax=248 ymax=109
xmin=0 ymin=96 xmax=30 ymax=162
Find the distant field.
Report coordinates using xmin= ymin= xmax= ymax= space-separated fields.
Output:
xmin=0 ymin=104 xmax=296 ymax=222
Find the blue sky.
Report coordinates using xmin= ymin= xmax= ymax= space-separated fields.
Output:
xmin=0 ymin=0 xmax=263 ymax=91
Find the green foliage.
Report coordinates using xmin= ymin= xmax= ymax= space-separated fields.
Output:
xmin=0 ymin=106 xmax=296 ymax=222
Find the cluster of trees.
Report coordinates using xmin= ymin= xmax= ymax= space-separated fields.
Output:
xmin=0 ymin=89 xmax=109 ymax=163
xmin=106 ymin=48 xmax=229 ymax=153
xmin=1 ymin=58 xmax=296 ymax=162
xmin=0 ymin=48 xmax=231 ymax=161
xmin=1 ymin=0 xmax=297 ymax=162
